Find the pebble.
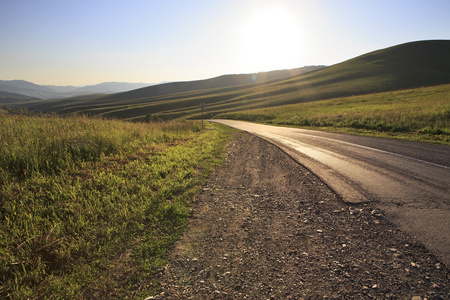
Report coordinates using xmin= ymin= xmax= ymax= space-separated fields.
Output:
xmin=371 ymin=210 xmax=383 ymax=218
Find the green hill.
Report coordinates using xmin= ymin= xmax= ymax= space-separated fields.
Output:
xmin=20 ymin=40 xmax=450 ymax=121
xmin=295 ymin=39 xmax=450 ymax=95
xmin=19 ymin=67 xmax=323 ymax=114
xmin=102 ymin=66 xmax=324 ymax=101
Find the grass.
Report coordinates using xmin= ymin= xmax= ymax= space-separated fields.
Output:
xmin=0 ymin=113 xmax=234 ymax=299
xmin=215 ymin=84 xmax=450 ymax=144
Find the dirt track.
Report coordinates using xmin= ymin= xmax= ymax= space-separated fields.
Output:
xmin=152 ymin=132 xmax=449 ymax=299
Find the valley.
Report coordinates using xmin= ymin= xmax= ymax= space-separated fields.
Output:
xmin=4 ymin=40 xmax=449 ymax=144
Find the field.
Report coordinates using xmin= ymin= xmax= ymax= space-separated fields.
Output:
xmin=215 ymin=84 xmax=450 ymax=144
xmin=0 ymin=113 xmax=234 ymax=299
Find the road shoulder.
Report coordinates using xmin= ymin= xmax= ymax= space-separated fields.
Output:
xmin=153 ymin=132 xmax=449 ymax=299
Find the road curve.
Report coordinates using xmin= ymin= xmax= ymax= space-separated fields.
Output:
xmin=211 ymin=119 xmax=450 ymax=265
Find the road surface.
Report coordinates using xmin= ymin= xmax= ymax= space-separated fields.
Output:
xmin=211 ymin=119 xmax=450 ymax=265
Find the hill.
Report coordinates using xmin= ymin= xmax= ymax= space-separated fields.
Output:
xmin=19 ymin=40 xmax=450 ymax=121
xmin=19 ymin=66 xmax=324 ymax=113
xmin=100 ymin=66 xmax=325 ymax=100
xmin=0 ymin=80 xmax=56 ymax=99
xmin=0 ymin=80 xmax=151 ymax=99
xmin=293 ymin=39 xmax=450 ymax=96
xmin=0 ymin=90 xmax=39 ymax=104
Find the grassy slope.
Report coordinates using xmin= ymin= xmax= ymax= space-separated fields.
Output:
xmin=18 ymin=40 xmax=450 ymax=123
xmin=19 ymin=67 xmax=323 ymax=115
xmin=0 ymin=114 xmax=234 ymax=299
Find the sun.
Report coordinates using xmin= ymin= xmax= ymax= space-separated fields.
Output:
xmin=240 ymin=6 xmax=302 ymax=72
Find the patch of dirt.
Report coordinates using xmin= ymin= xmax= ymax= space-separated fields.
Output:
xmin=154 ymin=132 xmax=449 ymax=299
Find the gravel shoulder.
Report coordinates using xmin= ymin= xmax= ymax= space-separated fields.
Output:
xmin=153 ymin=132 xmax=449 ymax=299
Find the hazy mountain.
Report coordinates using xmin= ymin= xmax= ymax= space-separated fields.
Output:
xmin=42 ymin=85 xmax=78 ymax=94
xmin=0 ymin=80 xmax=152 ymax=99
xmin=0 ymin=90 xmax=38 ymax=104
xmin=0 ymin=80 xmax=56 ymax=99
xmin=71 ymin=82 xmax=153 ymax=95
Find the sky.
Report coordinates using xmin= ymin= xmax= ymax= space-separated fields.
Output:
xmin=1 ymin=0 xmax=449 ymax=86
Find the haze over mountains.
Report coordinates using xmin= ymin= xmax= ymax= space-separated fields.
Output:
xmin=0 ymin=90 xmax=37 ymax=104
xmin=1 ymin=67 xmax=325 ymax=102
xmin=0 ymin=80 xmax=152 ymax=100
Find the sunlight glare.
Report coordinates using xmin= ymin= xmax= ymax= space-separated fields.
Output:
xmin=241 ymin=6 xmax=301 ymax=72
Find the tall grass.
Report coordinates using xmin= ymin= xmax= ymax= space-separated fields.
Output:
xmin=0 ymin=114 xmax=200 ymax=180
xmin=0 ymin=113 xmax=233 ymax=299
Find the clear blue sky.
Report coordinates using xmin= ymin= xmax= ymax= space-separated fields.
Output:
xmin=1 ymin=0 xmax=449 ymax=86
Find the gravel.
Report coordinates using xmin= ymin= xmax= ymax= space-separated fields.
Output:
xmin=153 ymin=132 xmax=449 ymax=299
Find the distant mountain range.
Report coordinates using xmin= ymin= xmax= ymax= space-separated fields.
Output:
xmin=0 ymin=80 xmax=152 ymax=100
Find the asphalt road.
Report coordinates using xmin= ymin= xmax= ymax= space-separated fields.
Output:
xmin=211 ymin=119 xmax=450 ymax=265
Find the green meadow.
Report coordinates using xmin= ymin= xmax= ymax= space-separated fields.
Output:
xmin=0 ymin=113 xmax=234 ymax=299
xmin=215 ymin=84 xmax=450 ymax=144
